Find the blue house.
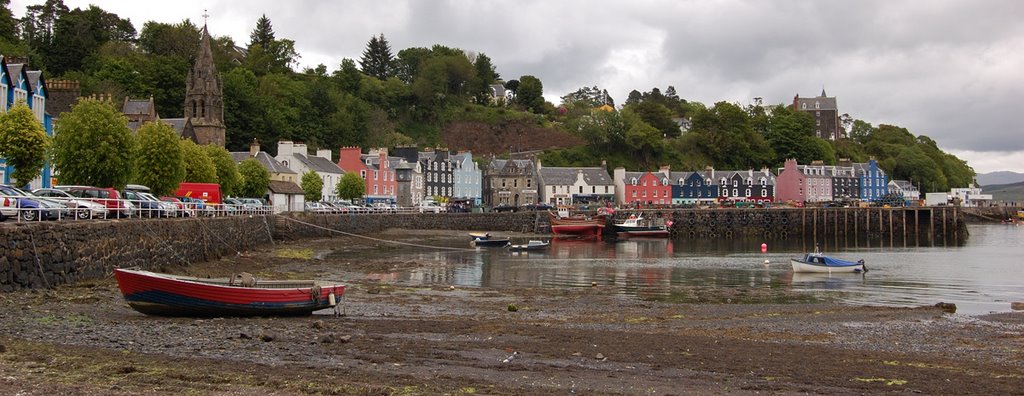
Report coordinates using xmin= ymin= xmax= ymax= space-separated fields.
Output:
xmin=855 ymin=159 xmax=888 ymax=202
xmin=451 ymin=151 xmax=482 ymax=205
xmin=0 ymin=56 xmax=54 ymax=189
xmin=671 ymin=170 xmax=718 ymax=205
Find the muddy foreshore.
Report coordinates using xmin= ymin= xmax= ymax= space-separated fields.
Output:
xmin=1 ymin=230 xmax=1022 ymax=395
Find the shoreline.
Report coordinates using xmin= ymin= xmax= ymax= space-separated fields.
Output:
xmin=1 ymin=234 xmax=1022 ymax=394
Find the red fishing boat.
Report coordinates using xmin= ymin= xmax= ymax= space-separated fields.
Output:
xmin=548 ymin=209 xmax=610 ymax=237
xmin=114 ymin=268 xmax=346 ymax=317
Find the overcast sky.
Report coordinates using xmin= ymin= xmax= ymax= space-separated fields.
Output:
xmin=11 ymin=0 xmax=1024 ymax=174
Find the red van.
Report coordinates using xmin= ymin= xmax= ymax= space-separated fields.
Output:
xmin=176 ymin=183 xmax=222 ymax=205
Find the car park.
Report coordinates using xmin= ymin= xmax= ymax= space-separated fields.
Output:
xmin=33 ymin=188 xmax=109 ymax=219
xmin=417 ymin=200 xmax=444 ymax=213
xmin=58 ymin=185 xmax=135 ymax=218
xmin=0 ymin=185 xmax=67 ymax=221
xmin=123 ymin=190 xmax=169 ymax=218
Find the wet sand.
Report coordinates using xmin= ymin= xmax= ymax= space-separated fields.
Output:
xmin=1 ymin=232 xmax=1022 ymax=395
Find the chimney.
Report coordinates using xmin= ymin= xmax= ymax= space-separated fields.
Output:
xmin=277 ymin=140 xmax=293 ymax=158
xmin=316 ymin=149 xmax=332 ymax=161
xmin=659 ymin=164 xmax=671 ymax=173
xmin=249 ymin=138 xmax=260 ymax=157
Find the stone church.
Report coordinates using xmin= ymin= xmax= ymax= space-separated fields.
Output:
xmin=123 ymin=24 xmax=226 ymax=146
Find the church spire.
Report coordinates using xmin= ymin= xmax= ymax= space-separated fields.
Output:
xmin=184 ymin=20 xmax=226 ymax=147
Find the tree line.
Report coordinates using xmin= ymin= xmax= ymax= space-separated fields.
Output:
xmin=0 ymin=0 xmax=975 ymax=194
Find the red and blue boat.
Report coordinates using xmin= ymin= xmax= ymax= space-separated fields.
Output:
xmin=114 ymin=268 xmax=346 ymax=317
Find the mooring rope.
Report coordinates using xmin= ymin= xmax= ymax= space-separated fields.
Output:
xmin=280 ymin=216 xmax=478 ymax=252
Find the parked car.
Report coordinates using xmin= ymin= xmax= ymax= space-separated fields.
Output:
xmin=304 ymin=201 xmax=334 ymax=213
xmin=123 ymin=190 xmax=168 ymax=218
xmin=58 ymin=185 xmax=135 ymax=218
xmin=492 ymin=203 xmax=517 ymax=213
xmin=160 ymin=196 xmax=195 ymax=217
xmin=237 ymin=198 xmax=266 ymax=213
xmin=0 ymin=185 xmax=67 ymax=221
xmin=371 ymin=202 xmax=396 ymax=213
xmin=521 ymin=203 xmax=554 ymax=211
xmin=32 ymin=188 xmax=109 ymax=219
xmin=418 ymin=201 xmax=443 ymax=213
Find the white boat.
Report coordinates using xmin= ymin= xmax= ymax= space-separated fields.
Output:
xmin=508 ymin=240 xmax=549 ymax=252
xmin=613 ymin=214 xmax=671 ymax=237
xmin=791 ymin=251 xmax=866 ymax=274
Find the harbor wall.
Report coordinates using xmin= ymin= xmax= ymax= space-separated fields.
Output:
xmin=0 ymin=216 xmax=274 ymax=292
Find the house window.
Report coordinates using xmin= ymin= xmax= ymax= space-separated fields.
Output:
xmin=815 ymin=101 xmax=820 ymax=109
xmin=733 ymin=189 xmax=738 ymax=196
xmin=502 ymin=179 xmax=506 ymax=187
xmin=605 ymin=186 xmax=609 ymax=194
xmin=527 ymin=179 xmax=531 ymax=187
xmin=816 ymin=120 xmax=821 ymax=126
xmin=631 ymin=178 xmax=638 ymax=185
xmin=816 ymin=111 xmax=820 ymax=116
xmin=760 ymin=178 xmax=767 ymax=186
xmin=360 ymin=170 xmax=366 ymax=179
xmin=591 ymin=186 xmax=596 ymax=193
xmin=374 ymin=185 xmax=378 ymax=194
xmin=720 ymin=178 xmax=727 ymax=185
xmin=723 ymin=189 xmax=728 ymax=197
xmin=733 ymin=180 xmax=738 ymax=187
xmin=801 ymin=103 xmax=807 ymax=110
xmin=642 ymin=190 xmax=647 ymax=197
xmin=579 ymin=186 xmax=583 ymax=194
xmin=762 ymin=189 xmax=767 ymax=196
xmin=632 ymin=190 xmax=637 ymax=197
xmin=374 ymin=170 xmax=378 ymax=180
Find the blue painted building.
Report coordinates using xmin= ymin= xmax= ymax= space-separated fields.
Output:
xmin=451 ymin=151 xmax=482 ymax=205
xmin=855 ymin=159 xmax=888 ymax=202
xmin=671 ymin=170 xmax=719 ymax=205
xmin=0 ymin=56 xmax=53 ymax=189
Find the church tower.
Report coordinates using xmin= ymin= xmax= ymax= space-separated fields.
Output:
xmin=184 ymin=24 xmax=226 ymax=146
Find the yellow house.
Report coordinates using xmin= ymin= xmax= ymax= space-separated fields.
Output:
xmin=595 ymin=104 xmax=615 ymax=112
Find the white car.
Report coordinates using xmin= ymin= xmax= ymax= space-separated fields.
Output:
xmin=32 ymin=188 xmax=109 ymax=219
xmin=417 ymin=201 xmax=443 ymax=213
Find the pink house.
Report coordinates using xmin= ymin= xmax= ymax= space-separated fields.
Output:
xmin=775 ymin=159 xmax=805 ymax=203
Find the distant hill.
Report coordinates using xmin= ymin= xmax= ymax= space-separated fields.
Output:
xmin=982 ymin=180 xmax=1024 ymax=204
xmin=977 ymin=171 xmax=1024 ymax=186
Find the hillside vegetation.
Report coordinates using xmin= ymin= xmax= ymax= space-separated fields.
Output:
xmin=0 ymin=2 xmax=975 ymax=192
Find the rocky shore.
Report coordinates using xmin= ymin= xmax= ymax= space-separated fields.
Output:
xmin=1 ymin=233 xmax=1022 ymax=395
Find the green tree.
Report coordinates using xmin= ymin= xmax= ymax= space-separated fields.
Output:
xmin=180 ymin=139 xmax=218 ymax=183
xmin=244 ymin=14 xmax=297 ymax=75
xmin=45 ymin=5 xmax=136 ymax=75
xmin=0 ymin=104 xmax=50 ymax=187
xmin=300 ymin=170 xmax=323 ymax=202
xmin=237 ymin=158 xmax=270 ymax=198
xmin=471 ymin=52 xmax=498 ymax=104
xmin=249 ymin=14 xmax=274 ymax=48
xmin=517 ymin=75 xmax=544 ymax=113
xmin=138 ymin=19 xmax=200 ymax=59
xmin=132 ymin=121 xmax=185 ymax=196
xmin=849 ymin=119 xmax=874 ymax=143
xmin=335 ymin=172 xmax=365 ymax=200
xmin=359 ymin=33 xmax=394 ymax=80
xmin=51 ymin=99 xmax=134 ymax=189
xmin=629 ymin=101 xmax=679 ymax=138
xmin=0 ymin=0 xmax=18 ymax=42
xmin=203 ymin=144 xmax=241 ymax=196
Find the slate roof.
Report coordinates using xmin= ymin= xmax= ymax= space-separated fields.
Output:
xmin=539 ymin=167 xmax=613 ymax=186
xmin=268 ymin=180 xmax=304 ymax=194
xmin=123 ymin=99 xmax=154 ymax=115
xmin=293 ymin=153 xmax=343 ymax=174
xmin=230 ymin=151 xmax=296 ymax=174
xmin=7 ymin=64 xmax=24 ymax=85
xmin=26 ymin=71 xmax=44 ymax=96
xmin=794 ymin=94 xmax=837 ymax=111
xmin=891 ymin=180 xmax=917 ymax=191
xmin=489 ymin=159 xmax=534 ymax=174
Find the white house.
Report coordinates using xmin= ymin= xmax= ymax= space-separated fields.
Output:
xmin=276 ymin=141 xmax=345 ymax=202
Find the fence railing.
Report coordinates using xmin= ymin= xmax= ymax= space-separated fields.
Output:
xmin=0 ymin=194 xmax=274 ymax=223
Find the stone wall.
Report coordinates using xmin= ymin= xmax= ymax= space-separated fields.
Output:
xmin=0 ymin=216 xmax=274 ymax=292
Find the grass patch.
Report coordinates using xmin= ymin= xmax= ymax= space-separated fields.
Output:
xmin=274 ymin=248 xmax=314 ymax=259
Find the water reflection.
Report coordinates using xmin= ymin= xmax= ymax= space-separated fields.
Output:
xmin=357 ymin=225 xmax=1024 ymax=315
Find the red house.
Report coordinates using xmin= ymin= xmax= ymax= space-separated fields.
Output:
xmin=613 ymin=167 xmax=672 ymax=206
xmin=337 ymin=147 xmax=397 ymax=203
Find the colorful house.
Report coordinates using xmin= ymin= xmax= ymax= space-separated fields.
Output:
xmin=451 ymin=151 xmax=482 ymax=205
xmin=714 ymin=169 xmax=776 ymax=204
xmin=275 ymin=141 xmax=344 ymax=202
xmin=336 ymin=147 xmax=398 ymax=204
xmin=613 ymin=166 xmax=672 ymax=207
xmin=855 ymin=159 xmax=888 ymax=202
xmin=1 ymin=56 xmax=54 ymax=189
xmin=672 ymin=170 xmax=718 ymax=205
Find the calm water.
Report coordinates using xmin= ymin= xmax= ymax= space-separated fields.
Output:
xmin=356 ymin=224 xmax=1024 ymax=315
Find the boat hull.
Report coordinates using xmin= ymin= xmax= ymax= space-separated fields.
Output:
xmin=551 ymin=223 xmax=605 ymax=236
xmin=472 ymin=238 xmax=510 ymax=247
xmin=614 ymin=226 xmax=670 ymax=237
xmin=790 ymin=259 xmax=864 ymax=274
xmin=114 ymin=269 xmax=346 ymax=317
